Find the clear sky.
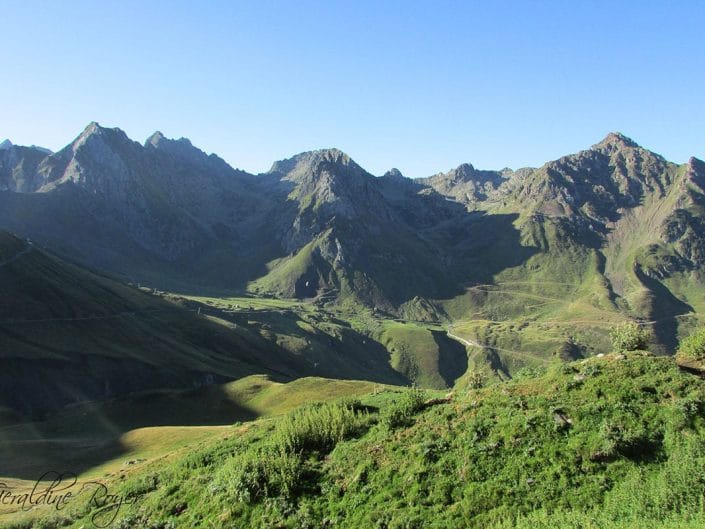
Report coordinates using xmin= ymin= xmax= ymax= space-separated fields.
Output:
xmin=2 ymin=1 xmax=703 ymax=177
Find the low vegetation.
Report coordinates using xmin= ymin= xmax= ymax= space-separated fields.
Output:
xmin=677 ymin=327 xmax=705 ymax=362
xmin=610 ymin=321 xmax=651 ymax=352
xmin=9 ymin=349 xmax=705 ymax=529
xmin=675 ymin=327 xmax=705 ymax=376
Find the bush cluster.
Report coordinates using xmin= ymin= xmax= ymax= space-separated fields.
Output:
xmin=275 ymin=400 xmax=362 ymax=454
xmin=677 ymin=327 xmax=705 ymax=362
xmin=610 ymin=321 xmax=650 ymax=352
xmin=381 ymin=387 xmax=426 ymax=430
xmin=219 ymin=400 xmax=366 ymax=504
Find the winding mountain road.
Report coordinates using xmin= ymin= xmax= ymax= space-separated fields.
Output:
xmin=446 ymin=326 xmax=550 ymax=363
xmin=446 ymin=329 xmax=480 ymax=349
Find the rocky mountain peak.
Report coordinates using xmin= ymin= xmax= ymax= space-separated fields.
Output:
xmin=314 ymin=148 xmax=353 ymax=166
xmin=296 ymin=148 xmax=357 ymax=173
xmin=688 ymin=156 xmax=705 ymax=170
xmin=71 ymin=121 xmax=131 ymax=152
xmin=143 ymin=130 xmax=205 ymax=164
xmin=29 ymin=145 xmax=52 ymax=154
xmin=76 ymin=121 xmax=104 ymax=143
xmin=592 ymin=132 xmax=640 ymax=154
xmin=145 ymin=131 xmax=194 ymax=150
xmin=383 ymin=168 xmax=405 ymax=179
xmin=27 ymin=122 xmax=141 ymax=193
xmin=448 ymin=163 xmax=477 ymax=182
xmin=145 ymin=131 xmax=167 ymax=147
xmin=1 ymin=140 xmax=53 ymax=156
xmin=268 ymin=148 xmax=362 ymax=181
xmin=685 ymin=156 xmax=705 ymax=190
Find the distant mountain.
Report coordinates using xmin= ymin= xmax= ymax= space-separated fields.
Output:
xmin=0 ymin=123 xmax=285 ymax=290
xmin=0 ymin=141 xmax=53 ymax=192
xmin=418 ymin=162 xmax=511 ymax=205
xmin=433 ymin=132 xmax=705 ymax=358
xmin=1 ymin=124 xmax=703 ymax=365
xmin=251 ymin=148 xmax=481 ymax=311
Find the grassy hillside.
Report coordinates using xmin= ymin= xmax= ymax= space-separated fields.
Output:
xmin=178 ymin=292 xmax=474 ymax=390
xmin=436 ymin=193 xmax=704 ymax=377
xmin=0 ymin=375 xmax=383 ymax=483
xmin=6 ymin=353 xmax=705 ymax=529
xmin=0 ymin=230 xmax=318 ymax=417
xmin=375 ymin=321 xmax=467 ymax=388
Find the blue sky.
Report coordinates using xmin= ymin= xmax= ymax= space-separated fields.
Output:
xmin=2 ymin=1 xmax=703 ymax=176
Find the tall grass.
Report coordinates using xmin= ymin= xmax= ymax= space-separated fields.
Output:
xmin=381 ymin=387 xmax=426 ymax=430
xmin=275 ymin=400 xmax=363 ymax=454
xmin=215 ymin=399 xmax=367 ymax=504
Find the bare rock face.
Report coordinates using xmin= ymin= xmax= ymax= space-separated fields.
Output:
xmin=419 ymin=162 xmax=508 ymax=205
xmin=0 ymin=123 xmax=280 ymax=282
xmin=506 ymin=132 xmax=674 ymax=224
xmin=0 ymin=141 xmax=51 ymax=192
xmin=33 ymin=123 xmax=204 ymax=261
xmin=658 ymin=157 xmax=705 ymax=269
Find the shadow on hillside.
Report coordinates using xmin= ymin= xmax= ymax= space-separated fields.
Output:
xmin=315 ymin=186 xmax=539 ymax=306
xmin=0 ymin=310 xmax=412 ymax=481
xmin=634 ymin=267 xmax=694 ymax=354
xmin=448 ymin=211 xmax=538 ymax=286
xmin=376 ymin=177 xmax=540 ymax=303
xmin=0 ymin=382 xmax=261 ymax=480
xmin=119 ymin=176 xmax=539 ymax=304
xmin=431 ymin=330 xmax=469 ymax=386
xmin=0 ymin=169 xmax=540 ymax=307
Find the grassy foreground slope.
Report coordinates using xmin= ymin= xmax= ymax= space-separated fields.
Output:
xmin=11 ymin=353 xmax=705 ymax=529
xmin=0 ymin=375 xmax=383 ymax=520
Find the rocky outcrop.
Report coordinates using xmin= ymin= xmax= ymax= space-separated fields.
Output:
xmin=419 ymin=162 xmax=508 ymax=205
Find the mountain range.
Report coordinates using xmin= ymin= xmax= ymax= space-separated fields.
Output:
xmin=1 ymin=123 xmax=703 ymax=417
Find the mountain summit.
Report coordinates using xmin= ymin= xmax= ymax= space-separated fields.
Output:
xmin=145 ymin=130 xmax=197 ymax=155
xmin=593 ymin=131 xmax=641 ymax=152
xmin=268 ymin=148 xmax=359 ymax=180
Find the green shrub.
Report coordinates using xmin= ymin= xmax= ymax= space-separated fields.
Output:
xmin=610 ymin=321 xmax=650 ymax=352
xmin=228 ymin=450 xmax=273 ymax=502
xmin=597 ymin=420 xmax=659 ymax=460
xmin=514 ymin=366 xmax=546 ymax=380
xmin=265 ymin=446 xmax=305 ymax=498
xmin=381 ymin=387 xmax=426 ymax=430
xmin=601 ymin=433 xmax=705 ymax=521
xmin=122 ymin=473 xmax=160 ymax=499
xmin=228 ymin=446 xmax=304 ymax=502
xmin=275 ymin=401 xmax=363 ymax=454
xmin=467 ymin=371 xmax=487 ymax=389
xmin=677 ymin=328 xmax=705 ymax=362
xmin=217 ymin=401 xmax=365 ymax=504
